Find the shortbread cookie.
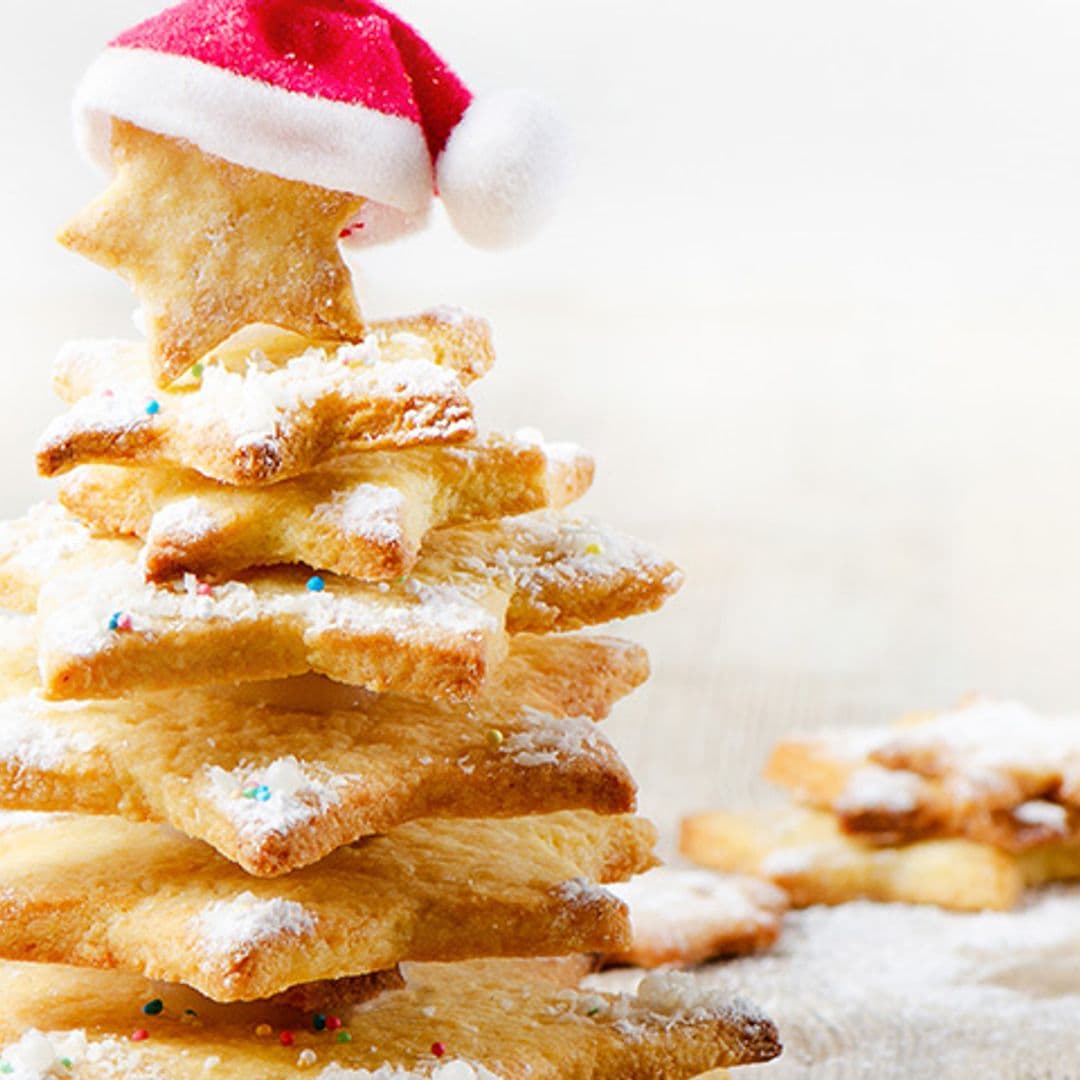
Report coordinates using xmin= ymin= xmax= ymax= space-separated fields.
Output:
xmin=39 ymin=310 xmax=495 ymax=486
xmin=604 ymin=867 xmax=788 ymax=968
xmin=59 ymin=121 xmax=367 ymax=387
xmin=60 ymin=432 xmax=594 ymax=582
xmin=1 ymin=508 xmax=679 ymax=701
xmin=768 ymin=730 xmax=1080 ymax=855
xmin=0 ymin=621 xmax=645 ymax=876
xmin=0 ymin=810 xmax=655 ymax=1002
xmin=0 ymin=959 xmax=781 ymax=1079
xmin=681 ymin=807 xmax=1080 ymax=911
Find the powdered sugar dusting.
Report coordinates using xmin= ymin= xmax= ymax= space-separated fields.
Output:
xmin=40 ymin=556 xmax=497 ymax=662
xmin=513 ymin=426 xmax=585 ymax=466
xmin=607 ymin=867 xmax=785 ymax=957
xmin=318 ymin=483 xmax=406 ymax=546
xmin=147 ymin=498 xmax=221 ymax=546
xmin=568 ymin=969 xmax=771 ymax=1037
xmin=500 ymin=710 xmax=603 ymax=767
xmin=835 ymin=765 xmax=925 ymax=816
xmin=0 ymin=505 xmax=93 ymax=580
xmin=0 ymin=694 xmax=97 ymax=771
xmin=192 ymin=348 xmax=463 ymax=451
xmin=194 ymin=893 xmax=317 ymax=963
xmin=589 ymin=887 xmax=1080 ymax=1077
xmin=205 ymin=757 xmax=346 ymax=842
xmin=879 ymin=699 xmax=1078 ymax=776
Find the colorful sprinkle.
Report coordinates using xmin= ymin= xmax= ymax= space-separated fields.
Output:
xmin=61 ymin=1060 xmax=72 ymax=1070
xmin=585 ymin=542 xmax=603 ymax=556
xmin=487 ymin=729 xmax=505 ymax=748
xmin=103 ymin=389 xmax=115 ymax=399
xmin=108 ymin=612 xmax=133 ymax=633
xmin=255 ymin=1024 xmax=273 ymax=1039
xmin=431 ymin=1042 xmax=447 ymax=1058
xmin=1 ymin=1063 xmax=13 ymax=1074
xmin=335 ymin=1032 xmax=352 ymax=1044
xmin=279 ymin=1030 xmax=295 ymax=1047
xmin=312 ymin=1014 xmax=327 ymax=1032
xmin=143 ymin=998 xmax=164 ymax=1016
xmin=325 ymin=1016 xmax=342 ymax=1032
xmin=306 ymin=576 xmax=326 ymax=593
xmin=196 ymin=582 xmax=214 ymax=597
xmin=146 ymin=400 xmax=161 ymax=416
xmin=253 ymin=784 xmax=272 ymax=802
xmin=298 ymin=1049 xmax=318 ymax=1068
xmin=587 ymin=1005 xmax=601 ymax=1016
xmin=191 ymin=363 xmax=204 ymax=379
xmin=131 ymin=1029 xmax=150 ymax=1042
xmin=242 ymin=787 xmax=259 ymax=800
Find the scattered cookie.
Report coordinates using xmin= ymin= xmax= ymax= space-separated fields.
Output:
xmin=39 ymin=311 xmax=495 ymax=486
xmin=767 ymin=703 xmax=1080 ymax=852
xmin=0 ymin=620 xmax=645 ymax=876
xmin=0 ymin=958 xmax=781 ymax=1078
xmin=0 ymin=810 xmax=655 ymax=1002
xmin=0 ymin=507 xmax=681 ymax=702
xmin=680 ymin=806 xmax=1080 ymax=912
xmin=60 ymin=121 xmax=366 ymax=386
xmin=59 ymin=431 xmax=594 ymax=582
xmin=603 ymin=867 xmax=788 ymax=968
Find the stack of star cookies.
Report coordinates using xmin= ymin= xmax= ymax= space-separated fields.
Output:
xmin=683 ymin=699 xmax=1080 ymax=912
xmin=0 ymin=310 xmax=783 ymax=1075
xmin=0 ymin=1 xmax=786 ymax=1071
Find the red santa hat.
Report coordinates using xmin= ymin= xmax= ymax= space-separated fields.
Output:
xmin=74 ymin=0 xmax=569 ymax=249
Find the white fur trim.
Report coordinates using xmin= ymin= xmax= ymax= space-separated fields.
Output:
xmin=437 ymin=90 xmax=571 ymax=250
xmin=339 ymin=201 xmax=432 ymax=249
xmin=75 ymin=47 xmax=435 ymax=214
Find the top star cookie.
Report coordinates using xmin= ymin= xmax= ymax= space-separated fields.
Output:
xmin=61 ymin=122 xmax=367 ymax=387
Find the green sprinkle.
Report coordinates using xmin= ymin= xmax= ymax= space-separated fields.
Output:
xmin=61 ymin=1060 xmax=72 ymax=1070
xmin=143 ymin=998 xmax=164 ymax=1016
xmin=242 ymin=787 xmax=259 ymax=800
xmin=335 ymin=1032 xmax=352 ymax=1044
xmin=1 ymin=1063 xmax=14 ymax=1074
xmin=191 ymin=363 xmax=204 ymax=378
xmin=587 ymin=1006 xmax=601 ymax=1017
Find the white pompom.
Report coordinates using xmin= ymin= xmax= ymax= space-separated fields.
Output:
xmin=437 ymin=90 xmax=572 ymax=250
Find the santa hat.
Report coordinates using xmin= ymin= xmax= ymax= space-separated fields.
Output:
xmin=74 ymin=0 xmax=569 ymax=249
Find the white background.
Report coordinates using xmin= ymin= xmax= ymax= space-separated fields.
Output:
xmin=5 ymin=2 xmax=1080 ymax=805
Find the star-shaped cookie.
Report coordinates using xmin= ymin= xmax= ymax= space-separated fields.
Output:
xmin=60 ymin=121 xmax=366 ymax=387
xmin=0 ymin=809 xmax=654 ymax=1001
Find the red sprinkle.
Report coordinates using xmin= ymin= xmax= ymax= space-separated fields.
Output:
xmin=131 ymin=1029 xmax=150 ymax=1043
xmin=325 ymin=1016 xmax=342 ymax=1032
xmin=196 ymin=582 xmax=213 ymax=597
xmin=117 ymin=614 xmax=133 ymax=632
xmin=431 ymin=1042 xmax=446 ymax=1058
xmin=279 ymin=1031 xmax=295 ymax=1047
